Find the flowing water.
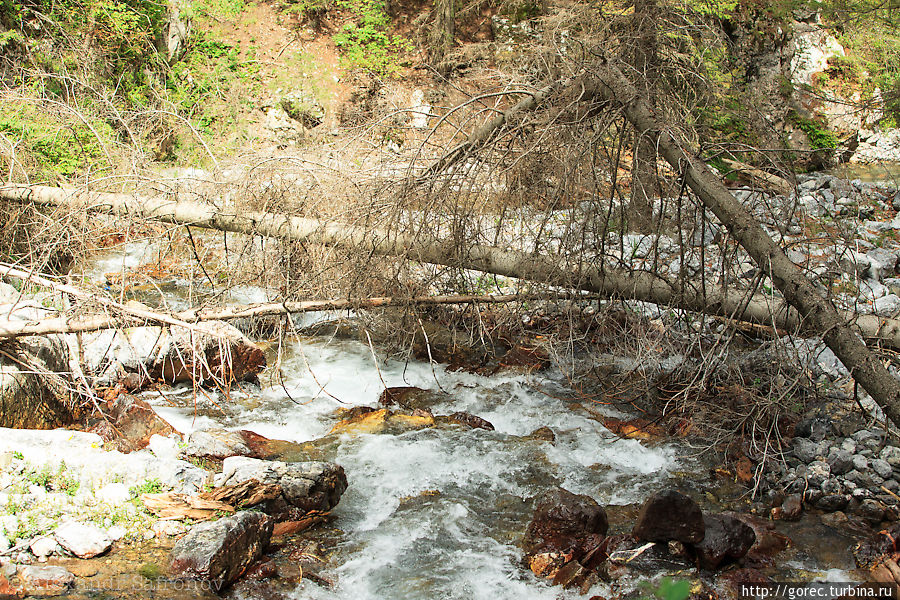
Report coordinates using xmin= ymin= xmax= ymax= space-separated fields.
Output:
xmin=85 ymin=240 xmax=864 ymax=598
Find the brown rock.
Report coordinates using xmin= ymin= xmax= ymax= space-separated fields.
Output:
xmin=169 ymin=510 xmax=273 ymax=591
xmin=523 ymin=487 xmax=608 ymax=579
xmin=88 ymin=395 xmax=175 ymax=452
xmin=0 ymin=574 xmax=21 ymax=599
xmin=444 ymin=412 xmax=495 ymax=431
xmin=153 ymin=321 xmax=265 ymax=385
xmin=17 ymin=566 xmax=74 ymax=596
xmin=377 ymin=387 xmax=451 ymax=411
xmin=632 ymin=489 xmax=705 ymax=544
xmin=525 ymin=427 xmax=556 ymax=442
xmin=691 ymin=513 xmax=756 ymax=570
xmin=780 ymin=494 xmax=803 ymax=521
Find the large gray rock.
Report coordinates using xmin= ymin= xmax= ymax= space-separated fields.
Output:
xmin=80 ymin=319 xmax=264 ymax=387
xmin=169 ymin=510 xmax=273 ymax=591
xmin=184 ymin=429 xmax=252 ymax=460
xmin=215 ymin=456 xmax=347 ymax=513
xmin=0 ymin=303 xmax=75 ymax=429
xmin=54 ymin=521 xmax=112 ymax=558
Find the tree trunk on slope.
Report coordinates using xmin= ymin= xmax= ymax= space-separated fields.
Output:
xmin=627 ymin=0 xmax=661 ymax=232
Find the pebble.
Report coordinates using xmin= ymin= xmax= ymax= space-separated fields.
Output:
xmin=852 ymin=454 xmax=869 ymax=472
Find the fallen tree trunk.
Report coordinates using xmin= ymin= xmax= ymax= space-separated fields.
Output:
xmin=0 ymin=290 xmax=585 ymax=339
xmin=590 ymin=57 xmax=900 ymax=426
xmin=4 ymin=184 xmax=900 ymax=351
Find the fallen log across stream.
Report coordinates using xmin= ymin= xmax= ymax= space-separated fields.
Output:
xmin=3 ymin=184 xmax=900 ymax=351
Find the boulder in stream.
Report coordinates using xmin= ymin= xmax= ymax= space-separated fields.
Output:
xmin=632 ymin=489 xmax=705 ymax=544
xmin=170 ymin=510 xmax=273 ymax=591
xmin=80 ymin=319 xmax=265 ymax=387
xmin=87 ymin=394 xmax=175 ymax=452
xmin=523 ymin=487 xmax=608 ymax=579
xmin=214 ymin=456 xmax=347 ymax=514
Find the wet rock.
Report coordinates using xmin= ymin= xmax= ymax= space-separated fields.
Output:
xmin=184 ymin=428 xmax=253 ymax=460
xmin=215 ymin=456 xmax=347 ymax=514
xmin=18 ymin=565 xmax=74 ymax=595
xmin=377 ymin=387 xmax=451 ymax=411
xmin=727 ymin=513 xmax=790 ymax=561
xmin=54 ymin=521 xmax=111 ymax=559
xmin=691 ymin=513 xmax=756 ymax=571
xmin=87 ymin=395 xmax=175 ymax=453
xmin=632 ymin=489 xmax=704 ymax=544
xmin=169 ymin=510 xmax=273 ymax=591
xmin=815 ymin=494 xmax=849 ymax=512
xmin=525 ymin=427 xmax=556 ymax=442
xmin=523 ymin=487 xmax=608 ymax=579
xmin=854 ymin=524 xmax=900 ymax=568
xmin=852 ymin=498 xmax=887 ymax=525
xmin=442 ymin=412 xmax=495 ymax=431
xmin=329 ymin=407 xmax=434 ymax=435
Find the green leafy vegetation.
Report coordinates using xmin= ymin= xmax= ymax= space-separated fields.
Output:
xmin=0 ymin=103 xmax=113 ymax=179
xmin=129 ymin=478 xmax=164 ymax=498
xmin=332 ymin=0 xmax=412 ymax=74
xmin=790 ymin=111 xmax=839 ymax=150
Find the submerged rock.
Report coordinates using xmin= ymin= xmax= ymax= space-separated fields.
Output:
xmin=523 ymin=487 xmax=608 ymax=579
xmin=17 ymin=565 xmax=74 ymax=595
xmin=329 ymin=407 xmax=435 ymax=435
xmin=632 ymin=489 xmax=705 ymax=544
xmin=441 ymin=412 xmax=495 ymax=431
xmin=169 ymin=510 xmax=273 ymax=591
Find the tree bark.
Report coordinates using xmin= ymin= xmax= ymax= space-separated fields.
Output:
xmin=429 ymin=0 xmax=455 ymax=74
xmin=4 ymin=184 xmax=900 ymax=352
xmin=627 ymin=0 xmax=661 ymax=232
xmin=590 ymin=57 xmax=900 ymax=426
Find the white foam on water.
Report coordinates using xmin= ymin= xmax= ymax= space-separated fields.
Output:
xmin=150 ymin=335 xmax=680 ymax=599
